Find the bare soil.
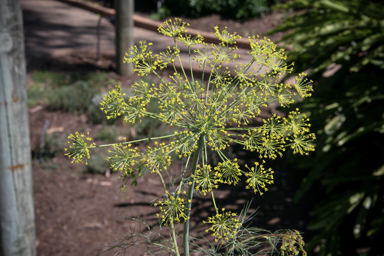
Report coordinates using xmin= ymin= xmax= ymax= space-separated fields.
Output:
xmin=27 ymin=10 xmax=317 ymax=256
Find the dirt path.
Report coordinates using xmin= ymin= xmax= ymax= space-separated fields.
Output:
xmin=23 ymin=0 xmax=284 ymax=79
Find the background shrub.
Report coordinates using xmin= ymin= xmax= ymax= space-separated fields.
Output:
xmin=49 ymin=81 xmax=97 ymax=113
xmin=28 ymin=71 xmax=121 ymax=124
xmin=163 ymin=0 xmax=280 ymax=19
xmin=267 ymin=0 xmax=384 ymax=255
xmin=98 ymin=0 xmax=281 ymax=20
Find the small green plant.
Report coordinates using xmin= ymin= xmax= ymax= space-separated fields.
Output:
xmin=65 ymin=19 xmax=314 ymax=255
xmin=27 ymin=70 xmax=117 ymax=115
xmin=49 ymin=81 xmax=98 ymax=113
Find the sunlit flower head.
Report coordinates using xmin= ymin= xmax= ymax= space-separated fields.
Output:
xmin=244 ymin=162 xmax=274 ymax=195
xmin=294 ymin=72 xmax=313 ymax=98
xmin=214 ymin=26 xmax=241 ymax=45
xmin=214 ymin=159 xmax=242 ymax=185
xmin=65 ymin=132 xmax=95 ymax=165
xmin=155 ymin=191 xmax=188 ymax=225
xmin=204 ymin=209 xmax=241 ymax=244
xmin=194 ymin=165 xmax=219 ymax=195
xmin=158 ymin=18 xmax=189 ymax=38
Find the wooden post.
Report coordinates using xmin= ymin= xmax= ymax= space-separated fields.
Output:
xmin=115 ymin=0 xmax=134 ymax=76
xmin=0 ymin=1 xmax=36 ymax=256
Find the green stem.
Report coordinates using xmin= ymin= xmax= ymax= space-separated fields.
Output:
xmin=183 ymin=135 xmax=205 ymax=256
xmin=188 ymin=46 xmax=194 ymax=83
xmin=171 ymin=223 xmax=181 ymax=256
xmin=157 ymin=169 xmax=168 ymax=193
xmin=177 ymin=154 xmax=192 ymax=192
xmin=144 ymin=110 xmax=190 ymax=129
xmin=88 ymin=133 xmax=177 ymax=149
xmin=201 ymin=59 xmax=206 ymax=88
xmin=174 ymin=41 xmax=189 ymax=83
xmin=240 ymin=233 xmax=282 ymax=244
xmin=210 ymin=190 xmax=218 ymax=214
xmin=222 ymin=127 xmax=259 ymax=131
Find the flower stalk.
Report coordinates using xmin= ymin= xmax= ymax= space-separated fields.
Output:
xmin=183 ymin=135 xmax=204 ymax=256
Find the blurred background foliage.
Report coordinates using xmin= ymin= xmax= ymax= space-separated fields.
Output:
xmin=100 ymin=0 xmax=280 ymax=20
xmin=267 ymin=0 xmax=384 ymax=255
xmin=160 ymin=0 xmax=280 ymax=20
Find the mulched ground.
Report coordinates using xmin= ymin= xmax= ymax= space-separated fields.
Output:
xmin=28 ymin=9 xmax=318 ymax=256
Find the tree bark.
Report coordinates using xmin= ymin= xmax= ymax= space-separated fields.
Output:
xmin=0 ymin=1 xmax=36 ymax=255
xmin=115 ymin=0 xmax=134 ymax=76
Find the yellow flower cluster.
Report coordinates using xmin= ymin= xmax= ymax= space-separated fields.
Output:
xmin=194 ymin=165 xmax=219 ymax=196
xmin=123 ymin=41 xmax=161 ymax=76
xmin=244 ymin=162 xmax=274 ymax=195
xmin=249 ymin=36 xmax=290 ymax=78
xmin=65 ymin=132 xmax=95 ymax=165
xmin=106 ymin=143 xmax=143 ymax=186
xmin=294 ymin=72 xmax=313 ymax=98
xmin=172 ymin=131 xmax=198 ymax=158
xmin=203 ymin=209 xmax=242 ymax=244
xmin=144 ymin=142 xmax=172 ymax=173
xmin=280 ymin=230 xmax=307 ymax=256
xmin=158 ymin=18 xmax=189 ymax=38
xmin=240 ymin=110 xmax=315 ymax=159
xmin=100 ymin=85 xmax=148 ymax=124
xmin=214 ymin=26 xmax=241 ymax=46
xmin=99 ymin=85 xmax=127 ymax=120
xmin=155 ymin=190 xmax=189 ymax=225
xmin=214 ymin=159 xmax=242 ymax=185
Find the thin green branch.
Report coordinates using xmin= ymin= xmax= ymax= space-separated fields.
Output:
xmin=171 ymin=223 xmax=181 ymax=256
xmin=183 ymin=135 xmax=204 ymax=256
xmin=89 ymin=133 xmax=178 ymax=149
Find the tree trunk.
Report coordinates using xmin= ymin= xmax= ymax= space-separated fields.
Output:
xmin=115 ymin=0 xmax=134 ymax=76
xmin=0 ymin=1 xmax=36 ymax=255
